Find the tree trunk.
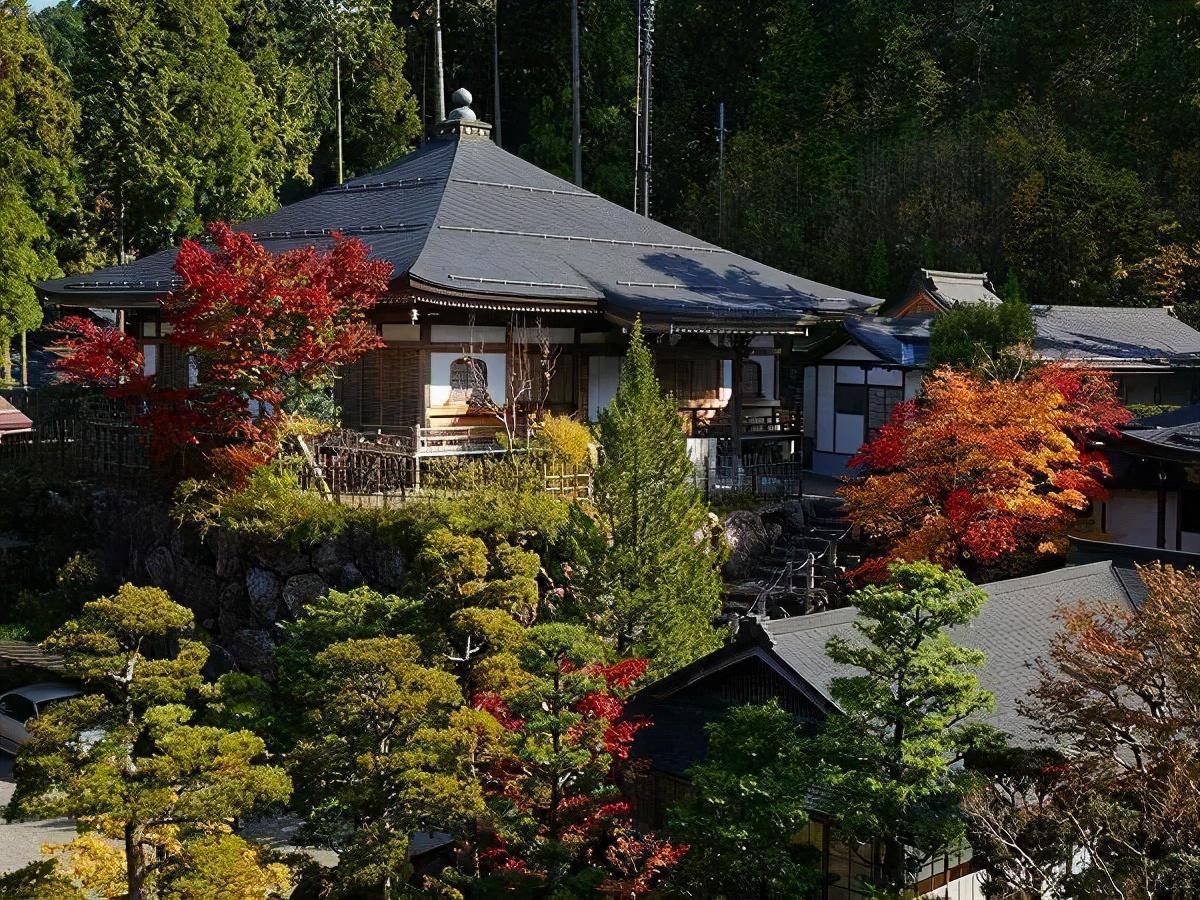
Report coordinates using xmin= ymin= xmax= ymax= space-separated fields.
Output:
xmin=125 ymin=822 xmax=146 ymax=900
xmin=1 ymin=334 xmax=11 ymax=384
xmin=20 ymin=330 xmax=28 ymax=386
xmin=881 ymin=836 xmax=906 ymax=891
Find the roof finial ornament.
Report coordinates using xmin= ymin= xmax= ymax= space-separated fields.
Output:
xmin=447 ymin=88 xmax=477 ymax=122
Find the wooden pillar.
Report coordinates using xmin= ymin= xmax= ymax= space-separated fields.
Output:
xmin=1157 ymin=462 xmax=1167 ymax=549
xmin=730 ymin=336 xmax=750 ymax=463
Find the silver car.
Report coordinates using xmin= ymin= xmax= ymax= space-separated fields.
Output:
xmin=0 ymin=682 xmax=82 ymax=753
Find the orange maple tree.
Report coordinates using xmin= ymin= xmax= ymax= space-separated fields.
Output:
xmin=841 ymin=364 xmax=1129 ymax=578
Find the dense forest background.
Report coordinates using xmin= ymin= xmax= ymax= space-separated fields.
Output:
xmin=6 ymin=0 xmax=1200 ymax=315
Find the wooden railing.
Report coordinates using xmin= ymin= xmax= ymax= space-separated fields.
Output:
xmin=684 ymin=408 xmax=799 ymax=438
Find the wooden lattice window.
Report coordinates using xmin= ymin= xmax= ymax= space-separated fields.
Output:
xmin=336 ymin=349 xmax=420 ymax=429
xmin=449 ymin=357 xmax=489 ymax=406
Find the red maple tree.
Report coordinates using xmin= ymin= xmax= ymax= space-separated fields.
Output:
xmin=54 ymin=223 xmax=389 ymax=477
xmin=842 ymin=363 xmax=1129 ymax=579
xmin=470 ymin=648 xmax=686 ymax=896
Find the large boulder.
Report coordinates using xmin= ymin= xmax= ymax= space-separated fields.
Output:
xmin=229 ymin=628 xmax=277 ymax=678
xmin=214 ymin=529 xmax=242 ymax=578
xmin=722 ymin=510 xmax=777 ymax=580
xmin=219 ymin=582 xmax=250 ymax=635
xmin=143 ymin=546 xmax=175 ymax=589
xmin=282 ymin=573 xmax=328 ymax=616
xmin=245 ymin=568 xmax=280 ymax=621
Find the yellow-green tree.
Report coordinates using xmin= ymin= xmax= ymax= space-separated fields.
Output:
xmin=6 ymin=584 xmax=292 ymax=900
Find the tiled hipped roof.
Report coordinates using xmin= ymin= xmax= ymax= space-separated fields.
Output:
xmin=38 ymin=123 xmax=878 ymax=329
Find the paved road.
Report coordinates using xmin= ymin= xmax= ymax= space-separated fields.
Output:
xmin=0 ymin=753 xmax=337 ymax=874
xmin=0 ymin=753 xmax=77 ymax=874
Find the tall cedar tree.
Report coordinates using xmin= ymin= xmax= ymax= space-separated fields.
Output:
xmin=814 ymin=562 xmax=994 ymax=893
xmin=0 ymin=0 xmax=79 ymax=383
xmin=464 ymin=624 xmax=686 ymax=896
xmin=54 ymin=223 xmax=389 ymax=477
xmin=6 ymin=585 xmax=292 ymax=899
xmin=667 ymin=700 xmax=819 ymax=899
xmin=76 ymin=0 xmax=311 ymax=256
xmin=289 ymin=635 xmax=491 ymax=895
xmin=584 ymin=318 xmax=723 ymax=672
xmin=841 ymin=364 xmax=1129 ymax=580
xmin=968 ymin=564 xmax=1200 ymax=898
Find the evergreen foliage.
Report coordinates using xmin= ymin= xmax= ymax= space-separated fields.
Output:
xmin=668 ymin=701 xmax=819 ymax=899
xmin=577 ymin=318 xmax=724 ymax=672
xmin=6 ymin=584 xmax=293 ymax=899
xmin=0 ymin=0 xmax=79 ymax=382
xmin=290 ymin=635 xmax=489 ymax=894
xmin=927 ymin=299 xmax=1036 ymax=371
xmin=813 ymin=562 xmax=995 ymax=892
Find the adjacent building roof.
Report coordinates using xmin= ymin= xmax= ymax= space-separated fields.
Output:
xmin=838 ymin=305 xmax=1200 ymax=370
xmin=918 ymin=269 xmax=1001 ymax=308
xmin=844 ymin=314 xmax=933 ymax=366
xmin=37 ymin=96 xmax=878 ymax=332
xmin=1118 ymin=403 xmax=1200 ymax=458
xmin=1031 ymin=305 xmax=1200 ymax=368
xmin=635 ymin=562 xmax=1140 ymax=754
xmin=0 ymin=397 xmax=32 ymax=440
xmin=760 ymin=561 xmax=1139 ymax=745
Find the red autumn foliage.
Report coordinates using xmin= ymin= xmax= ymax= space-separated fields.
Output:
xmin=842 ymin=364 xmax=1130 ymax=579
xmin=470 ymin=655 xmax=683 ymax=895
xmin=53 ymin=223 xmax=390 ymax=479
xmin=52 ymin=316 xmax=147 ymax=391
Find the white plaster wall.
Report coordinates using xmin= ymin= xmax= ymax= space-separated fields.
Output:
xmin=867 ymin=367 xmax=902 ymax=387
xmin=816 ymin=365 xmax=835 ymax=453
xmin=143 ymin=344 xmax=157 ymax=377
xmin=381 ymin=323 xmax=420 ymax=342
xmin=430 ymin=324 xmax=506 ymax=345
xmin=429 ymin=352 xmax=507 ymax=406
xmin=803 ymin=365 xmax=817 ymax=445
xmin=721 ymin=360 xmax=733 ymax=403
xmin=834 ymin=365 xmax=866 ymax=455
xmin=588 ymin=356 xmax=623 ymax=420
xmin=512 ymin=326 xmax=576 ymax=345
xmin=1105 ymin=489 xmax=1178 ymax=549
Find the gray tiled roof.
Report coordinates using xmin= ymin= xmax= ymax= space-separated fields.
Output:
xmin=1031 ymin=305 xmax=1200 ymax=367
xmin=762 ymin=562 xmax=1139 ymax=746
xmin=844 ymin=314 xmax=933 ymax=366
xmin=38 ymin=134 xmax=878 ymax=327
xmin=923 ymin=269 xmax=1000 ymax=308
xmin=840 ymin=305 xmax=1200 ymax=369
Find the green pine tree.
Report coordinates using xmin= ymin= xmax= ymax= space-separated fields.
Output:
xmin=7 ymin=585 xmax=293 ymax=900
xmin=814 ymin=562 xmax=996 ymax=893
xmin=580 ymin=318 xmax=725 ymax=673
xmin=668 ymin=700 xmax=820 ymax=899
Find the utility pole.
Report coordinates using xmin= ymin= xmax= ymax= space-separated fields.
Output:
xmin=639 ymin=0 xmax=656 ymax=216
xmin=492 ymin=2 xmax=502 ymax=144
xmin=718 ymin=101 xmax=727 ymax=242
xmin=570 ymin=0 xmax=582 ymax=186
xmin=434 ymin=0 xmax=446 ymax=121
xmin=632 ymin=0 xmax=641 ymax=210
xmin=335 ymin=51 xmax=345 ymax=184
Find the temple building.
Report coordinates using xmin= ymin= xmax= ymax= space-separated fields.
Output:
xmin=37 ymin=89 xmax=876 ymax=465
xmin=804 ymin=269 xmax=1200 ymax=475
